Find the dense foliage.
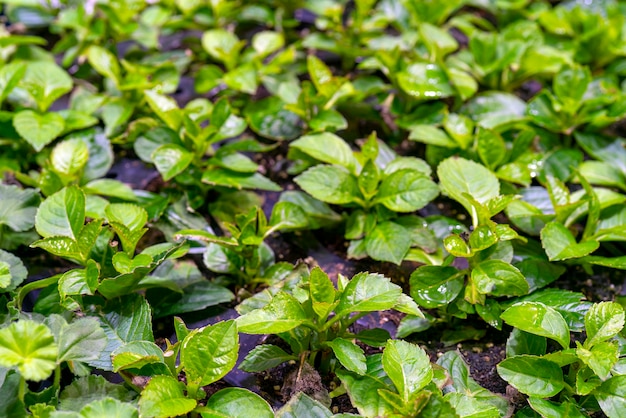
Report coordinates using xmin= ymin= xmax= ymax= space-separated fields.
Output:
xmin=1 ymin=0 xmax=626 ymax=417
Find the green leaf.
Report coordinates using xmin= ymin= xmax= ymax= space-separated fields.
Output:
xmin=335 ymin=272 xmax=402 ymax=317
xmin=239 ymin=344 xmax=297 ymax=373
xmin=204 ymin=388 xmax=273 ymax=418
xmin=460 ymin=92 xmax=526 ymax=130
xmin=111 ymin=340 xmax=165 ymax=372
xmin=201 ymin=169 xmax=281 ymax=191
xmin=397 ymin=63 xmax=454 ymax=99
xmin=35 ymin=186 xmax=85 ymax=239
xmin=336 ymin=355 xmax=395 ymax=417
xmin=294 ymin=165 xmax=360 ymax=205
xmin=202 ymin=29 xmax=241 ymax=67
xmin=50 ymin=138 xmax=89 ymax=178
xmin=79 ymin=398 xmax=138 ymax=418
xmin=374 ymin=169 xmax=438 ymax=212
xmin=223 ymin=63 xmax=258 ymax=94
xmin=83 ymin=179 xmax=136 ymax=201
xmin=181 ymin=320 xmax=239 ymax=387
xmin=471 ymin=260 xmax=529 ymax=297
xmin=87 ymin=45 xmax=122 ymax=86
xmin=13 ymin=110 xmax=65 ymax=152
xmin=245 ymin=96 xmax=302 ymax=141
xmin=326 ymin=338 xmax=367 ymax=375
xmin=151 ymin=144 xmax=193 ymax=181
xmin=382 ymin=339 xmax=432 ymax=402
xmin=20 ymin=61 xmax=73 ymax=112
xmin=58 ymin=375 xmax=134 ymax=412
xmin=540 ymin=222 xmax=599 ymax=261
xmin=409 ymin=125 xmax=457 ymax=148
xmin=139 ymin=375 xmax=197 ymax=418
xmin=501 ymin=302 xmax=570 ymax=349
xmin=0 ymin=184 xmax=39 ymax=233
xmin=0 ymin=369 xmax=25 ymax=417
xmin=269 ymin=201 xmax=309 ymax=232
xmin=594 ymin=375 xmax=626 ymax=418
xmin=477 ymin=129 xmax=506 ymax=169
xmin=0 ymin=320 xmax=57 ymax=381
xmin=290 ymin=133 xmax=357 ymax=172
xmin=0 ymin=62 xmax=25 ymax=105
xmin=144 ymin=90 xmax=182 ymax=131
xmin=105 ymin=202 xmax=147 ymax=234
xmin=576 ymin=341 xmax=618 ymax=380
xmin=0 ymin=250 xmax=27 ymax=292
xmin=506 ymin=329 xmax=547 ymax=357
xmin=584 ymin=302 xmax=625 ymax=348
xmin=497 ymin=356 xmax=564 ymax=397
xmin=309 ymin=266 xmax=336 ymax=319
xmin=364 ymin=221 xmax=411 ymax=265
xmin=237 ymin=292 xmax=308 ymax=334
xmin=252 ymin=31 xmax=284 ymax=56
xmin=55 ymin=317 xmax=107 ymax=364
xmin=276 ymin=392 xmax=333 ymax=418
xmin=91 ymin=295 xmax=154 ymax=371
xmin=437 ymin=157 xmax=500 ymax=226
xmin=410 ymin=266 xmax=464 ymax=309
xmin=527 ymin=398 xmax=586 ymax=418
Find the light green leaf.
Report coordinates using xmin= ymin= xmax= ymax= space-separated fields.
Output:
xmin=20 ymin=61 xmax=72 ymax=112
xmin=501 ymin=302 xmax=570 ymax=349
xmin=87 ymin=46 xmax=122 ymax=86
xmin=252 ymin=31 xmax=284 ymax=56
xmin=336 ymin=355 xmax=395 ymax=417
xmin=382 ymin=339 xmax=432 ymax=402
xmin=0 ymin=250 xmax=27 ymax=292
xmin=364 ymin=221 xmax=411 ymax=265
xmin=35 ymin=186 xmax=85 ymax=240
xmin=139 ymin=375 xmax=196 ymax=418
xmin=540 ymin=222 xmax=599 ymax=261
xmin=151 ymin=144 xmax=193 ymax=181
xmin=594 ymin=375 xmax=626 ymax=418
xmin=144 ymin=90 xmax=182 ymax=131
xmin=374 ymin=169 xmax=438 ymax=212
xmin=201 ymin=169 xmax=281 ymax=191
xmin=294 ymin=165 xmax=360 ymax=205
xmin=437 ymin=157 xmax=500 ymax=226
xmin=527 ymin=398 xmax=586 ymax=418
xmin=336 ymin=272 xmax=402 ymax=317
xmin=50 ymin=138 xmax=89 ymax=178
xmin=79 ymin=398 xmax=138 ymax=418
xmin=576 ymin=341 xmax=618 ymax=380
xmin=290 ymin=133 xmax=357 ymax=172
xmin=397 ymin=63 xmax=454 ymax=100
xmin=309 ymin=266 xmax=336 ymax=319
xmin=584 ymin=302 xmax=625 ymax=348
xmin=237 ymin=292 xmax=308 ymax=334
xmin=13 ymin=110 xmax=65 ymax=151
xmin=202 ymin=29 xmax=241 ymax=67
xmin=497 ymin=356 xmax=564 ymax=397
xmin=268 ymin=201 xmax=309 ymax=232
xmin=112 ymin=341 xmax=165 ymax=372
xmin=326 ymin=338 xmax=366 ymax=375
xmin=0 ymin=320 xmax=57 ymax=381
xmin=181 ymin=320 xmax=239 ymax=387
xmin=204 ymin=388 xmax=273 ymax=418
xmin=58 ymin=375 xmax=135 ymax=412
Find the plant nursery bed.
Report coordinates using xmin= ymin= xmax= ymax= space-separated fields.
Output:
xmin=1 ymin=1 xmax=626 ymax=418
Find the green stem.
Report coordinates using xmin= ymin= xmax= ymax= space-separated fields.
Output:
xmin=16 ymin=276 xmax=60 ymax=311
xmin=18 ymin=375 xmax=26 ymax=404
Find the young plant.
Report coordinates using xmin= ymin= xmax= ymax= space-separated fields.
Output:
xmin=498 ymin=301 xmax=626 ymax=417
xmin=236 ymin=267 xmax=423 ymax=379
xmin=290 ymin=132 xmax=439 ymax=264
xmin=176 ymin=202 xmax=310 ymax=288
